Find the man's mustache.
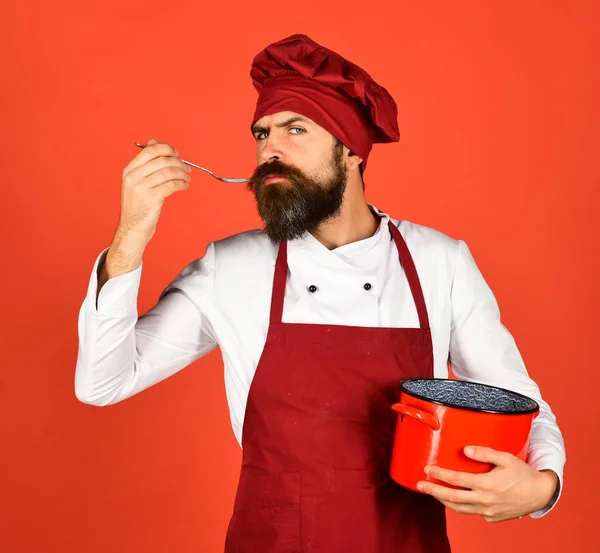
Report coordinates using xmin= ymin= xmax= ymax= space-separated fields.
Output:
xmin=252 ymin=161 xmax=301 ymax=182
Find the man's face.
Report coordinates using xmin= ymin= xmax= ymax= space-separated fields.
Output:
xmin=248 ymin=111 xmax=347 ymax=242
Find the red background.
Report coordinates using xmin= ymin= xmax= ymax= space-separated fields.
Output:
xmin=1 ymin=1 xmax=598 ymax=551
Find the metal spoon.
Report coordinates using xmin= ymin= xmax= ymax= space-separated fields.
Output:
xmin=135 ymin=143 xmax=250 ymax=184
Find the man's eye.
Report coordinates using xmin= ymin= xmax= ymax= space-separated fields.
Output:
xmin=255 ymin=127 xmax=305 ymax=141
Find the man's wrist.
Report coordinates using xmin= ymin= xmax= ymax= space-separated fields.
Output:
xmin=534 ymin=469 xmax=559 ymax=512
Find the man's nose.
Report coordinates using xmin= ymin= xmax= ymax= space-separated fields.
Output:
xmin=259 ymin=137 xmax=284 ymax=163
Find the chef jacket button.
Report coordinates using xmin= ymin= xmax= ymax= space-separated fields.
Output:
xmin=363 ymin=282 xmax=372 ymax=291
xmin=308 ymin=285 xmax=318 ymax=293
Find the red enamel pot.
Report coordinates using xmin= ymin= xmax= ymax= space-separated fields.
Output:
xmin=390 ymin=378 xmax=539 ymax=493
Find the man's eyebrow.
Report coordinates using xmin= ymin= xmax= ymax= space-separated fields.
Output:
xmin=251 ymin=116 xmax=310 ymax=134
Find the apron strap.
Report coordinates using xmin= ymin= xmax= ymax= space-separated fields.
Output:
xmin=387 ymin=221 xmax=430 ymax=330
xmin=269 ymin=221 xmax=430 ymax=330
xmin=270 ymin=239 xmax=288 ymax=324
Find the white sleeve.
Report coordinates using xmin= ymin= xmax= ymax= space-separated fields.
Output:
xmin=448 ymin=239 xmax=566 ymax=518
xmin=74 ymin=244 xmax=219 ymax=405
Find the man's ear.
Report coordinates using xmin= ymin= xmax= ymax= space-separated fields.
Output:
xmin=345 ymin=148 xmax=364 ymax=172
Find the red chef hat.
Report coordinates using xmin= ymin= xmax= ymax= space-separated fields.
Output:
xmin=250 ymin=34 xmax=400 ymax=174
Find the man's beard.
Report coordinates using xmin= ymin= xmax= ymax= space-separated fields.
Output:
xmin=247 ymin=144 xmax=347 ymax=242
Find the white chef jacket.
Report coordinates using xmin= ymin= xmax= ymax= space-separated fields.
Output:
xmin=75 ymin=205 xmax=566 ymax=518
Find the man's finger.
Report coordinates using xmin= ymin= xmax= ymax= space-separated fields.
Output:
xmin=438 ymin=499 xmax=481 ymax=515
xmin=425 ymin=465 xmax=481 ymax=490
xmin=129 ymin=155 xmax=190 ymax=181
xmin=127 ymin=140 xmax=179 ymax=172
xmin=417 ymin=480 xmax=479 ymax=504
xmin=464 ymin=446 xmax=514 ymax=467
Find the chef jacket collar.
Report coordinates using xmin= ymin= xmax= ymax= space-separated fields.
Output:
xmin=288 ymin=204 xmax=391 ymax=255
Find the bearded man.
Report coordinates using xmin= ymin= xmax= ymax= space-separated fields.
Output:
xmin=75 ymin=33 xmax=565 ymax=553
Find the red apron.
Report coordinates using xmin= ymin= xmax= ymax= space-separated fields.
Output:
xmin=224 ymin=221 xmax=451 ymax=553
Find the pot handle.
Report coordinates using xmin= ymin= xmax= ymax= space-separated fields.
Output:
xmin=391 ymin=404 xmax=440 ymax=430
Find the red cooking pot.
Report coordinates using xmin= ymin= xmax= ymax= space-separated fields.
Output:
xmin=390 ymin=378 xmax=539 ymax=493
